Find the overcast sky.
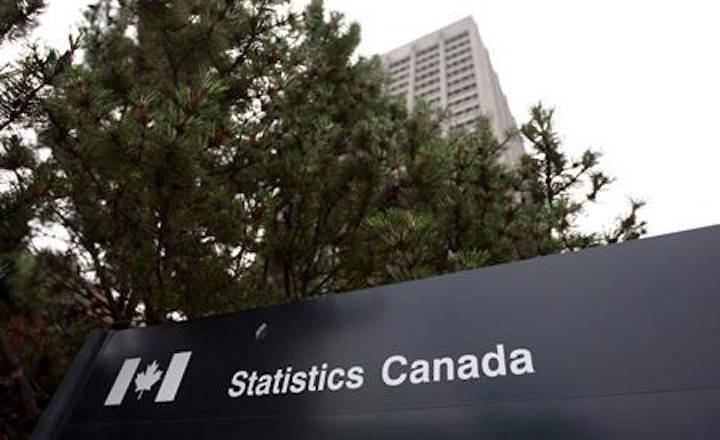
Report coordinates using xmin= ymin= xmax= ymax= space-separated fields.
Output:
xmin=7 ymin=0 xmax=720 ymax=237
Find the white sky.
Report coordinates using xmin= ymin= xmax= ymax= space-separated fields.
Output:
xmin=5 ymin=0 xmax=720 ymax=237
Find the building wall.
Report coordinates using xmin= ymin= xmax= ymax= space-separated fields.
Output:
xmin=382 ymin=17 xmax=524 ymax=166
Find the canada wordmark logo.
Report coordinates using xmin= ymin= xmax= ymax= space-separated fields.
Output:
xmin=104 ymin=351 xmax=192 ymax=406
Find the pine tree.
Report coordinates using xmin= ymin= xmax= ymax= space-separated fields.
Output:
xmin=8 ymin=0 xmax=647 ymax=327
xmin=0 ymin=1 xmax=646 ymax=436
xmin=0 ymin=3 xmax=83 ymax=437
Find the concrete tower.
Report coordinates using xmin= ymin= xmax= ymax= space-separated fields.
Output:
xmin=382 ymin=17 xmax=524 ymax=166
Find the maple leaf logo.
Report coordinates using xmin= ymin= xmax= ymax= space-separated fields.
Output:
xmin=134 ymin=360 xmax=164 ymax=400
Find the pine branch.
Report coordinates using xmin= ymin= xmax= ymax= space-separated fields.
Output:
xmin=0 ymin=0 xmax=45 ymax=43
xmin=0 ymin=36 xmax=79 ymax=132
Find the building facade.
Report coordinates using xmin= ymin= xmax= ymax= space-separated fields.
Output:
xmin=382 ymin=17 xmax=524 ymax=166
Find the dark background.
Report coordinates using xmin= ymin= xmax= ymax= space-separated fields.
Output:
xmin=43 ymin=226 xmax=720 ymax=439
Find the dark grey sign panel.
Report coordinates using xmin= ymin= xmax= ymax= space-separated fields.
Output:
xmin=35 ymin=226 xmax=720 ymax=439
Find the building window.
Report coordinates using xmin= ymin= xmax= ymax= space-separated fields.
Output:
xmin=416 ymin=44 xmax=439 ymax=57
xmin=449 ymin=93 xmax=479 ymax=108
xmin=448 ymin=82 xmax=477 ymax=98
xmin=445 ymin=31 xmax=469 ymax=45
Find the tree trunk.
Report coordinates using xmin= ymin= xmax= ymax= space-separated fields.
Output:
xmin=0 ymin=330 xmax=39 ymax=418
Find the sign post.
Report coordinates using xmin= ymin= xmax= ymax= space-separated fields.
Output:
xmin=34 ymin=226 xmax=720 ymax=439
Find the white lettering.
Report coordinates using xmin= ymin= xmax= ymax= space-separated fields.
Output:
xmin=345 ymin=366 xmax=365 ymax=390
xmin=509 ymin=348 xmax=535 ymax=375
xmin=327 ymin=368 xmax=345 ymax=391
xmin=382 ymin=355 xmax=408 ymax=387
xmin=409 ymin=359 xmax=430 ymax=384
xmin=457 ymin=354 xmax=480 ymax=380
xmin=432 ymin=357 xmax=455 ymax=382
xmin=481 ymin=344 xmax=507 ymax=378
xmin=228 ymin=370 xmax=248 ymax=398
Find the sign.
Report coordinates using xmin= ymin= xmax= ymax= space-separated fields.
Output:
xmin=34 ymin=226 xmax=720 ymax=439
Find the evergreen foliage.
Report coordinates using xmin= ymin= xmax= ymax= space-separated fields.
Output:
xmin=0 ymin=2 xmax=81 ymax=436
xmin=0 ymin=1 xmax=645 ymax=436
xmin=0 ymin=0 xmax=45 ymax=43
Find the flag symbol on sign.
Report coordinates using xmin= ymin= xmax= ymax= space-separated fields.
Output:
xmin=134 ymin=361 xmax=163 ymax=400
xmin=104 ymin=351 xmax=192 ymax=406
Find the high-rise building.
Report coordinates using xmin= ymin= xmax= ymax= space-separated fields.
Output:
xmin=382 ymin=17 xmax=524 ymax=166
